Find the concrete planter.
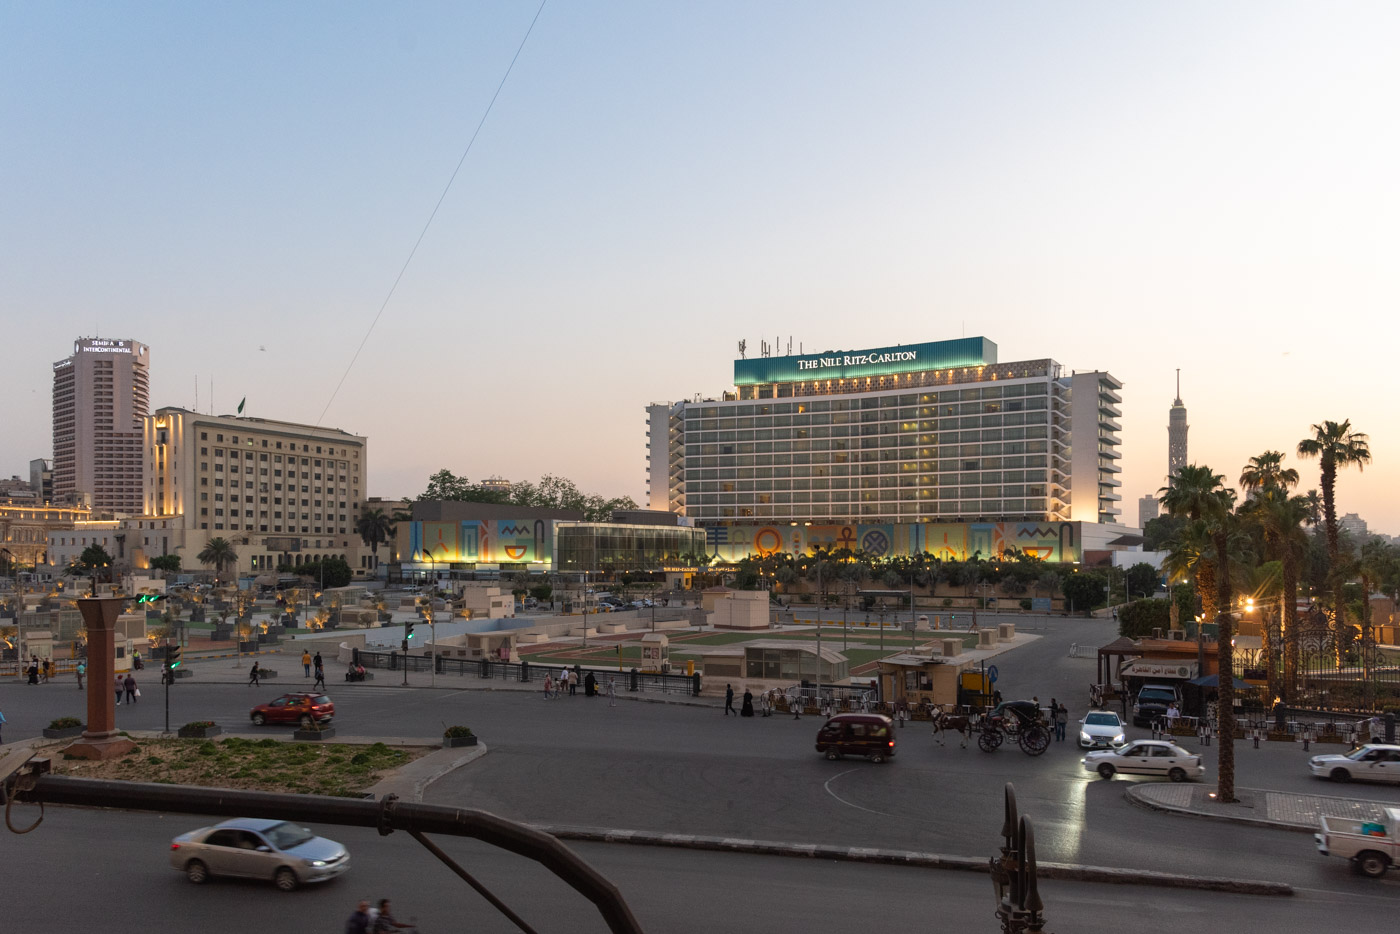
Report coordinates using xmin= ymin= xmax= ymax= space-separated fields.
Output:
xmin=293 ymin=727 xmax=335 ymax=741
xmin=42 ymin=725 xmax=85 ymax=739
xmin=443 ymin=734 xmax=478 ymax=748
xmin=177 ymin=724 xmax=222 ymax=739
xmin=238 ymin=640 xmax=259 ymax=653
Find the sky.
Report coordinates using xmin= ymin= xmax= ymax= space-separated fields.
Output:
xmin=4 ymin=2 xmax=1398 ymax=532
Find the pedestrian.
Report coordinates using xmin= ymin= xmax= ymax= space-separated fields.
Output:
xmin=569 ymin=669 xmax=578 ymax=696
xmin=1055 ymin=703 xmax=1068 ymax=741
xmin=741 ymin=689 xmax=755 ymax=717
xmin=345 ymin=899 xmax=372 ymax=934
xmin=607 ymin=677 xmax=616 ymax=707
xmin=27 ymin=658 xmax=38 ymax=684
xmin=248 ymin=661 xmax=260 ymax=687
xmin=1166 ymin=702 xmax=1180 ymax=731
xmin=724 ymin=684 xmax=736 ymax=716
xmin=76 ymin=661 xmax=85 ymax=690
xmin=760 ymin=691 xmax=772 ymax=718
xmin=0 ymin=707 xmax=5 ymax=743
xmin=584 ymin=671 xmax=597 ymax=697
xmin=314 ymin=659 xmax=326 ymax=691
xmin=314 ymin=651 xmax=323 ymax=674
xmin=132 ymin=651 xmax=142 ymax=671
xmin=1049 ymin=697 xmax=1058 ymax=727
xmin=1032 ymin=696 xmax=1041 ymax=719
xmin=114 ymin=673 xmax=125 ymax=706
xmin=791 ymin=691 xmax=802 ymax=720
xmin=302 ymin=650 xmax=312 ymax=677
xmin=993 ymin=689 xmax=1004 ymax=707
xmin=124 ymin=672 xmax=137 ymax=704
xmin=42 ymin=658 xmax=53 ymax=682
xmin=543 ymin=674 xmax=554 ymax=699
xmin=371 ymin=898 xmax=412 ymax=932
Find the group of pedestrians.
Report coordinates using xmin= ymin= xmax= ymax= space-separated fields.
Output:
xmin=25 ymin=656 xmax=53 ymax=684
xmin=1045 ymin=697 xmax=1070 ymax=740
xmin=114 ymin=672 xmax=139 ymax=705
xmin=723 ymin=684 xmax=757 ymax=717
xmin=541 ymin=668 xmax=617 ymax=705
xmin=345 ymin=898 xmax=414 ymax=933
xmin=301 ymin=650 xmax=326 ymax=689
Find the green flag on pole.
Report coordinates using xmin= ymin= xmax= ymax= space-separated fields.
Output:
xmin=237 ymin=397 xmax=245 ymax=414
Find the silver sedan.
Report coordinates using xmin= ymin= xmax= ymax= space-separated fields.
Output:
xmin=169 ymin=818 xmax=350 ymax=891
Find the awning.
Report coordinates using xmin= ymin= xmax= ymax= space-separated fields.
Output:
xmin=1119 ymin=659 xmax=1199 ymax=680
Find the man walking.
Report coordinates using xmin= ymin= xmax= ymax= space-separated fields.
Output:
xmin=75 ymin=661 xmax=85 ymax=690
xmin=123 ymin=672 xmax=138 ymax=704
xmin=313 ymin=656 xmax=326 ymax=691
xmin=248 ymin=661 xmax=260 ymax=687
xmin=114 ymin=673 xmax=125 ymax=706
xmin=1055 ymin=702 xmax=1068 ymax=741
xmin=724 ymin=684 xmax=736 ymax=716
xmin=568 ymin=669 xmax=578 ymax=696
xmin=302 ymin=650 xmax=312 ymax=677
xmin=607 ymin=677 xmax=617 ymax=707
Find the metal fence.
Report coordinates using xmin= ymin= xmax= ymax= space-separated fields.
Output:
xmin=1294 ymin=627 xmax=1400 ymax=712
xmin=356 ymin=650 xmax=700 ymax=696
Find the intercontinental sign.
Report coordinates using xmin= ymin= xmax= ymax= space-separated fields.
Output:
xmin=797 ymin=350 xmax=917 ymax=371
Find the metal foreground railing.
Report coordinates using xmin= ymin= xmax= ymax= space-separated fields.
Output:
xmin=0 ymin=756 xmax=644 ymax=934
xmin=989 ymin=784 xmax=1052 ymax=934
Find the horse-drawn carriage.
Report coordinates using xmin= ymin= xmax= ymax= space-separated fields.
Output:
xmin=931 ymin=699 xmax=1051 ymax=756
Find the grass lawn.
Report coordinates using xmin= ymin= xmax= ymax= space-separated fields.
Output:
xmin=48 ymin=736 xmax=427 ymax=797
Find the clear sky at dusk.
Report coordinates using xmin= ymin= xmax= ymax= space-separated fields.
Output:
xmin=4 ymin=3 xmax=1398 ymax=530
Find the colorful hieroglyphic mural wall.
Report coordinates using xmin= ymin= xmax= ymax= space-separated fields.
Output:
xmin=409 ymin=520 xmax=552 ymax=564
xmin=702 ymin=522 xmax=1079 ymax=563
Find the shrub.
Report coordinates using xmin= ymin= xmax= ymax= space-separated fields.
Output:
xmin=182 ymin=721 xmax=216 ymax=731
xmin=1118 ymin=599 xmax=1172 ymax=639
xmin=443 ymin=725 xmax=474 ymax=739
xmin=48 ymin=717 xmax=83 ymax=730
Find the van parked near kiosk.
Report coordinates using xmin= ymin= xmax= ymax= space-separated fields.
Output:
xmin=815 ymin=713 xmax=896 ymax=763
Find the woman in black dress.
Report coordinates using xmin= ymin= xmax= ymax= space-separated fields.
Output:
xmin=740 ymin=689 xmax=755 ymax=717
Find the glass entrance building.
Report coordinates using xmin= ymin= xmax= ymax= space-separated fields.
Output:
xmin=646 ymin=337 xmax=1123 ymax=537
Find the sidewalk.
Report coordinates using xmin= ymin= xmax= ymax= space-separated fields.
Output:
xmin=1129 ymin=781 xmax=1395 ymax=831
xmin=175 ymin=652 xmax=722 ymax=709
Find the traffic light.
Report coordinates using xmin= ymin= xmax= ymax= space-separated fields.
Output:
xmin=166 ymin=644 xmax=182 ymax=669
xmin=405 ymin=620 xmax=416 ymax=641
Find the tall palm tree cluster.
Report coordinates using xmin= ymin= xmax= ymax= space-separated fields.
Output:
xmin=1158 ymin=420 xmax=1400 ymax=803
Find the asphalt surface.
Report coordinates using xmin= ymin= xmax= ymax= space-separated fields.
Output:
xmin=5 ymin=806 xmax=1397 ymax=934
xmin=6 ymin=612 xmax=1400 ymax=929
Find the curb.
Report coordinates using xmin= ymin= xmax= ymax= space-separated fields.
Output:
xmin=528 ymin=824 xmax=1293 ymax=896
xmin=1124 ymin=784 xmax=1311 ymax=833
xmin=369 ymin=743 xmax=489 ymax=802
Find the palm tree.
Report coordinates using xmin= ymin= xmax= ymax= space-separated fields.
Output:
xmin=1242 ymin=489 xmax=1311 ymax=701
xmin=1357 ymin=539 xmax=1399 ymax=704
xmin=1297 ymin=420 xmax=1372 ymax=658
xmin=1160 ymin=464 xmax=1240 ymax=803
xmin=1239 ymin=451 xmax=1299 ymax=497
xmin=355 ymin=508 xmax=396 ymax=566
xmin=197 ymin=537 xmax=238 ymax=586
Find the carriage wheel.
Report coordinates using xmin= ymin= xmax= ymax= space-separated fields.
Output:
xmin=1019 ymin=726 xmax=1051 ymax=756
xmin=977 ymin=728 xmax=1004 ymax=753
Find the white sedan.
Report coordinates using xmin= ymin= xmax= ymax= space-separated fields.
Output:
xmin=1309 ymin=744 xmax=1400 ymax=784
xmin=1078 ymin=711 xmax=1127 ymax=749
xmin=170 ymin=818 xmax=350 ymax=891
xmin=1082 ymin=740 xmax=1204 ymax=782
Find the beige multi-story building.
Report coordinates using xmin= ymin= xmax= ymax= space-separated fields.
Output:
xmin=130 ymin=407 xmax=370 ymax=576
xmin=52 ymin=337 xmax=151 ymax=513
xmin=44 ymin=408 xmax=376 ymax=581
xmin=1 ymin=502 xmax=93 ymax=570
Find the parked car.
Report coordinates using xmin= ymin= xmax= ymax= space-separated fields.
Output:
xmin=1078 ymin=710 xmax=1127 ymax=749
xmin=815 ymin=713 xmax=896 ymax=763
xmin=170 ymin=818 xmax=350 ymax=890
xmin=1131 ymin=683 xmax=1181 ymax=726
xmin=1309 ymin=745 xmax=1400 ymax=784
xmin=250 ymin=692 xmax=335 ymax=728
xmin=1082 ymin=739 xmax=1203 ymax=782
xmin=1316 ymin=807 xmax=1400 ymax=877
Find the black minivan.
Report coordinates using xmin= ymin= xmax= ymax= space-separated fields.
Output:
xmin=815 ymin=713 xmax=896 ymax=763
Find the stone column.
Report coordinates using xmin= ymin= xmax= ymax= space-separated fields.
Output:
xmin=66 ymin=596 xmax=136 ymax=760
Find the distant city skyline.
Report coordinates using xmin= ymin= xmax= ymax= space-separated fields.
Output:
xmin=4 ymin=3 xmax=1397 ymax=530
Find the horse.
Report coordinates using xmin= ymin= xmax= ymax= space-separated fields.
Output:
xmin=931 ymin=706 xmax=977 ymax=748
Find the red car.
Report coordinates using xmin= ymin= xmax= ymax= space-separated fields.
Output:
xmin=250 ymin=693 xmax=335 ymax=728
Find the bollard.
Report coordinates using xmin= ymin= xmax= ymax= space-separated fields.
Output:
xmin=629 ymin=667 xmax=639 ymax=692
xmin=691 ymin=671 xmax=701 ymax=697
xmin=520 ymin=660 xmax=530 ymax=683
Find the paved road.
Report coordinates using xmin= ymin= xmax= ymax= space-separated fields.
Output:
xmin=7 ymin=613 xmax=1400 ymax=908
xmin=4 ymin=806 xmax=1395 ymax=934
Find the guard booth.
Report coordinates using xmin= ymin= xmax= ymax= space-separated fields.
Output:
xmin=640 ymin=633 xmax=670 ymax=673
